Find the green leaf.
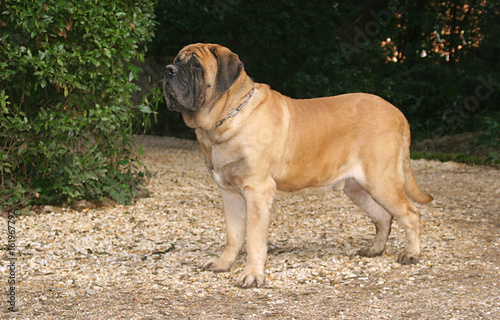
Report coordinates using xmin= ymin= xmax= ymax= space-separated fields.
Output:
xmin=104 ymin=48 xmax=112 ymax=58
xmin=137 ymin=104 xmax=154 ymax=114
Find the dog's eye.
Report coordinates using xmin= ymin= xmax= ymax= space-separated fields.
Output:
xmin=192 ymin=60 xmax=203 ymax=72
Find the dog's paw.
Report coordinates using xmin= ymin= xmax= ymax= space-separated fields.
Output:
xmin=203 ymin=259 xmax=231 ymax=273
xmin=236 ymin=268 xmax=265 ymax=288
xmin=358 ymin=246 xmax=384 ymax=257
xmin=397 ymin=252 xmax=420 ymax=265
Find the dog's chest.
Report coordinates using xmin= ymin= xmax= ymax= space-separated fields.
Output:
xmin=203 ymin=147 xmax=236 ymax=190
xmin=209 ymin=168 xmax=227 ymax=188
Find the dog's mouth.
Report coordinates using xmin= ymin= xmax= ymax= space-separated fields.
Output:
xmin=163 ymin=81 xmax=184 ymax=112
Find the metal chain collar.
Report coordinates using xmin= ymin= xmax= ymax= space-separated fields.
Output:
xmin=215 ymin=86 xmax=255 ymax=128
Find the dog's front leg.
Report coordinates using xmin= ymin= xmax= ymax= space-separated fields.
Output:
xmin=237 ymin=180 xmax=276 ymax=288
xmin=204 ymin=188 xmax=246 ymax=272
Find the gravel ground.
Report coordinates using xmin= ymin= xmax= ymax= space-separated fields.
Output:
xmin=2 ymin=135 xmax=499 ymax=319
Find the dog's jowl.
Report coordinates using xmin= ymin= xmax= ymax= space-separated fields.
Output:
xmin=163 ymin=43 xmax=433 ymax=288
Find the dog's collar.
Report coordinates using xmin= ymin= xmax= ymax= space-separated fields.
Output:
xmin=216 ymin=85 xmax=255 ymax=128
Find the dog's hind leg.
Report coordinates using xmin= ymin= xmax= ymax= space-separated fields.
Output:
xmin=343 ymin=178 xmax=393 ymax=257
xmin=362 ymin=175 xmax=421 ymax=265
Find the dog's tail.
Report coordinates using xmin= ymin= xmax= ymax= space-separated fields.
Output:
xmin=402 ymin=119 xmax=433 ymax=204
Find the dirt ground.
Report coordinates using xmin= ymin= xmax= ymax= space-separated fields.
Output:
xmin=2 ymin=135 xmax=499 ymax=319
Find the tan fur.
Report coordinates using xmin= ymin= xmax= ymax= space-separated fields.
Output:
xmin=171 ymin=44 xmax=432 ymax=288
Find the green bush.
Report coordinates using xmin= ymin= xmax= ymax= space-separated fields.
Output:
xmin=0 ymin=0 xmax=156 ymax=210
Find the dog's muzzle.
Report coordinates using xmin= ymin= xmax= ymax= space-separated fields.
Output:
xmin=163 ymin=64 xmax=181 ymax=112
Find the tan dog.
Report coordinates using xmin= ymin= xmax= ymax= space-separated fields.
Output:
xmin=163 ymin=43 xmax=433 ymax=288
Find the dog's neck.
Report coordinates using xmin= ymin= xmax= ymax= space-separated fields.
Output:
xmin=181 ymin=74 xmax=255 ymax=132
xmin=215 ymin=85 xmax=255 ymax=128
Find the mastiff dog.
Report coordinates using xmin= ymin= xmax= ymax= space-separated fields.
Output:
xmin=163 ymin=43 xmax=433 ymax=288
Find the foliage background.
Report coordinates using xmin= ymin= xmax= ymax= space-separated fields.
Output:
xmin=148 ymin=0 xmax=499 ymax=147
xmin=0 ymin=0 xmax=156 ymax=209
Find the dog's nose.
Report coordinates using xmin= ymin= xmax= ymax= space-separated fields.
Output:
xmin=165 ymin=64 xmax=178 ymax=77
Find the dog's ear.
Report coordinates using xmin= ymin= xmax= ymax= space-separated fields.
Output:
xmin=211 ymin=47 xmax=244 ymax=94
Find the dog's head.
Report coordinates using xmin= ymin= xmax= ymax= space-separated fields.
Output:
xmin=163 ymin=43 xmax=244 ymax=115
